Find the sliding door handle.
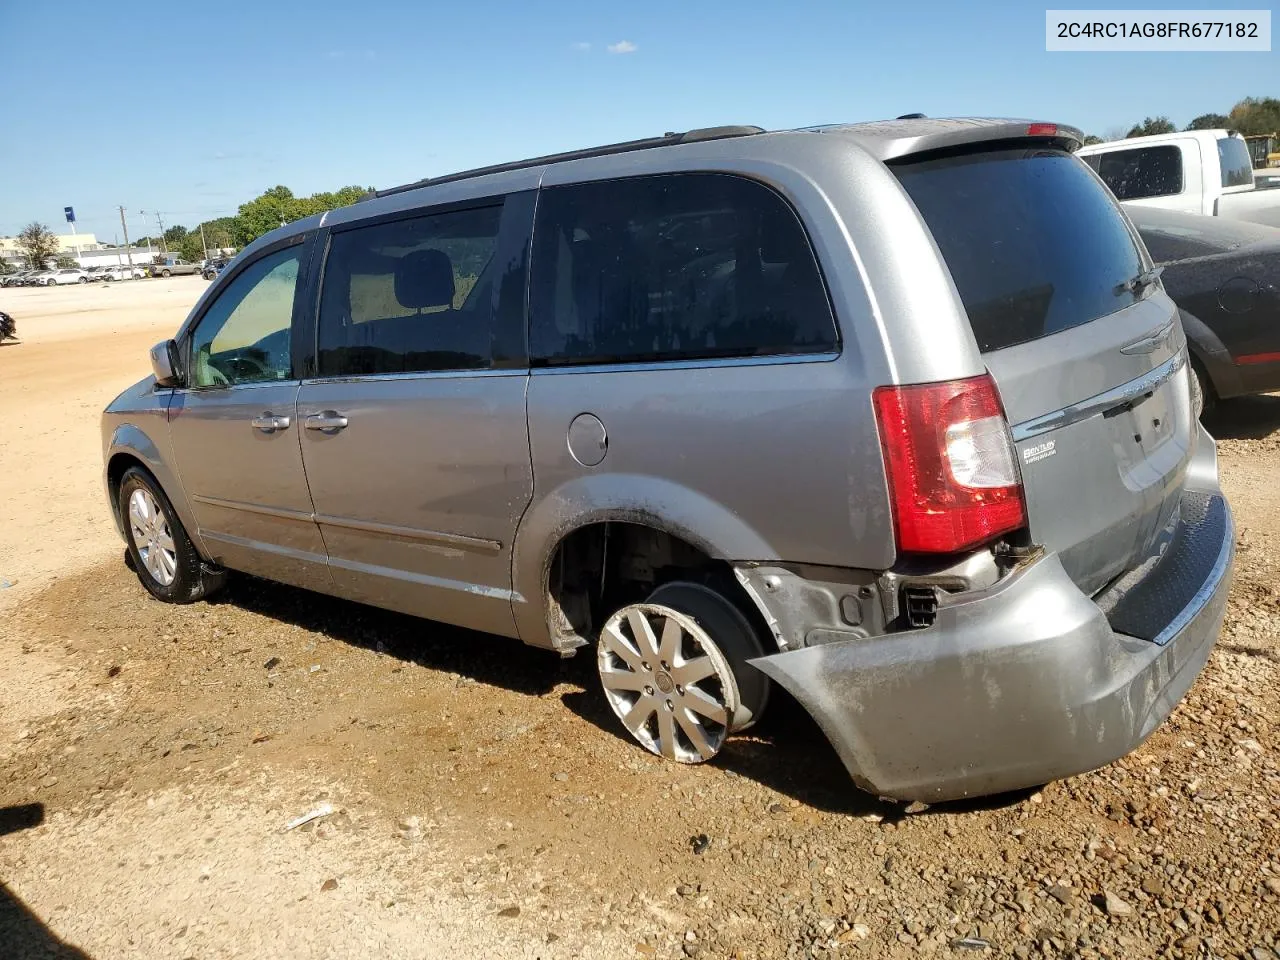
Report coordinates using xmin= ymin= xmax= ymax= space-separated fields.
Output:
xmin=250 ymin=413 xmax=291 ymax=433
xmin=305 ymin=412 xmax=349 ymax=431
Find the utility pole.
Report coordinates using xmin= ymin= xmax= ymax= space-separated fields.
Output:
xmin=199 ymin=222 xmax=209 ymax=260
xmin=118 ymin=206 xmax=134 ymax=269
xmin=141 ymin=210 xmax=168 ymax=253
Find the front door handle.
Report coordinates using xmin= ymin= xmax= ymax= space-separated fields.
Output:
xmin=305 ymin=411 xmax=349 ymax=431
xmin=250 ymin=413 xmax=291 ymax=433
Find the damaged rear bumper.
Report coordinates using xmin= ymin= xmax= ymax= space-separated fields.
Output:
xmin=746 ymin=490 xmax=1233 ymax=803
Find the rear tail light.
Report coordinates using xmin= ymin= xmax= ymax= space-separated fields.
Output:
xmin=873 ymin=374 xmax=1027 ymax=554
xmin=1027 ymin=123 xmax=1058 ymax=137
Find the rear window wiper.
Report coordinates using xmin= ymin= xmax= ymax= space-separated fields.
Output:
xmin=1116 ymin=265 xmax=1163 ymax=297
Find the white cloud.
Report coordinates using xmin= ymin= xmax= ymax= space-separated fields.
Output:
xmin=571 ymin=41 xmax=591 ymax=51
xmin=606 ymin=40 xmax=638 ymax=54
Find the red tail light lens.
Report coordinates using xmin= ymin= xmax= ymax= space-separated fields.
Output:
xmin=873 ymin=375 xmax=1027 ymax=554
xmin=1027 ymin=123 xmax=1058 ymax=137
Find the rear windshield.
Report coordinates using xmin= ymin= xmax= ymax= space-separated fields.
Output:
xmin=894 ymin=147 xmax=1144 ymax=353
xmin=1217 ymin=136 xmax=1255 ymax=188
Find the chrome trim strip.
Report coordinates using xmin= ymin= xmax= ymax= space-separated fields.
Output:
xmin=1010 ymin=352 xmax=1185 ymax=443
xmin=301 ymin=368 xmax=526 ymax=386
xmin=1151 ymin=500 xmax=1233 ymax=648
xmin=198 ymin=529 xmax=329 ymax=566
xmin=530 ymin=352 xmax=841 ymax=376
xmin=315 ymin=513 xmax=502 ymax=553
xmin=191 ymin=494 xmax=314 ymax=523
xmin=327 ymin=555 xmax=514 ymax=601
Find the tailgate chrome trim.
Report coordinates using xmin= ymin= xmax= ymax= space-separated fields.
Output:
xmin=1010 ymin=351 xmax=1185 ymax=442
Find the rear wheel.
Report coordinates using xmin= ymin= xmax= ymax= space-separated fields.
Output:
xmin=161 ymin=269 xmax=171 ymax=278
xmin=78 ymin=276 xmax=87 ymax=283
xmin=1189 ymin=360 xmax=1212 ymax=419
xmin=119 ymin=467 xmax=224 ymax=603
xmin=597 ymin=581 xmax=769 ymax=764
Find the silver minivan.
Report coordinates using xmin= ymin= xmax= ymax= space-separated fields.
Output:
xmin=103 ymin=118 xmax=1233 ymax=801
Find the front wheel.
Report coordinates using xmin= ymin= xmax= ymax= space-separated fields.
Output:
xmin=78 ymin=276 xmax=87 ymax=283
xmin=119 ymin=467 xmax=223 ymax=603
xmin=597 ymin=581 xmax=770 ymax=764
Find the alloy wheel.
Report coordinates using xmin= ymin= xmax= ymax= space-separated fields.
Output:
xmin=128 ymin=488 xmax=177 ymax=586
xmin=597 ymin=603 xmax=739 ymax=763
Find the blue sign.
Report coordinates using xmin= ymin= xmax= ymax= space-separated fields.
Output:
xmin=64 ymin=206 xmax=75 ymax=223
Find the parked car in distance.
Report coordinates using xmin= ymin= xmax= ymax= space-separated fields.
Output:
xmin=1128 ymin=206 xmax=1280 ymax=415
xmin=1255 ymin=169 xmax=1280 ymax=191
xmin=1 ymin=270 xmax=31 ymax=286
xmin=84 ymin=266 xmax=106 ymax=281
xmin=27 ymin=270 xmax=56 ymax=286
xmin=48 ymin=268 xmax=89 ymax=285
xmin=149 ymin=257 xmax=201 ymax=278
xmin=1078 ymin=129 xmax=1280 ymax=228
xmin=102 ymin=264 xmax=146 ymax=281
xmin=103 ymin=117 xmax=1233 ymax=802
xmin=202 ymin=257 xmax=230 ymax=280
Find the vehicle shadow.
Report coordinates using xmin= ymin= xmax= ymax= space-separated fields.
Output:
xmin=0 ymin=803 xmax=93 ymax=959
xmin=559 ymin=684 xmax=1037 ymax=818
xmin=1202 ymin=394 xmax=1280 ymax=440
xmin=214 ymin=574 xmax=1035 ymax=817
xmin=211 ymin=574 xmax=580 ymax=698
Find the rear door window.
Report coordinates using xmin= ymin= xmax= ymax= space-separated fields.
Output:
xmin=1091 ymin=145 xmax=1184 ymax=200
xmin=894 ymin=147 xmax=1144 ymax=352
xmin=1217 ymin=136 xmax=1255 ymax=188
xmin=316 ymin=204 xmax=502 ymax=377
xmin=529 ymin=173 xmax=837 ymax=365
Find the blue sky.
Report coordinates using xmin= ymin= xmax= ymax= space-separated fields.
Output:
xmin=1 ymin=0 xmax=1275 ymax=242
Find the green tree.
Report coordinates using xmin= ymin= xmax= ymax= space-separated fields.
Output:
xmin=164 ymin=224 xmax=189 ymax=245
xmin=56 ymin=255 xmax=78 ymax=268
xmin=177 ymin=231 xmax=206 ymax=263
xmin=1186 ymin=113 xmax=1230 ymax=131
xmin=1082 ymin=134 xmax=1103 ymax=146
xmin=232 ymin=184 xmax=374 ymax=246
xmin=1228 ymin=97 xmax=1280 ymax=136
xmin=1126 ymin=116 xmax=1177 ymax=138
xmin=17 ymin=222 xmax=60 ymax=270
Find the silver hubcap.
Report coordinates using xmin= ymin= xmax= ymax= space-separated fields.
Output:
xmin=128 ymin=488 xmax=177 ymax=586
xmin=597 ymin=603 xmax=738 ymax=764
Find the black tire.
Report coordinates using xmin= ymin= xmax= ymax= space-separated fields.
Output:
xmin=161 ymin=269 xmax=171 ymax=278
xmin=78 ymin=276 xmax=87 ymax=283
xmin=1189 ymin=359 xmax=1213 ymax=419
xmin=645 ymin=581 xmax=770 ymax=732
xmin=118 ymin=466 xmax=223 ymax=603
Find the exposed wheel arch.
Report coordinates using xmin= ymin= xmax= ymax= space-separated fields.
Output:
xmin=541 ymin=520 xmax=773 ymax=657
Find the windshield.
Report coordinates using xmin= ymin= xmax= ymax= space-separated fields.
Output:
xmin=893 ymin=147 xmax=1145 ymax=352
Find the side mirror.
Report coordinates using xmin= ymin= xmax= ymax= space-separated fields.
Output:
xmin=150 ymin=339 xmax=182 ymax=388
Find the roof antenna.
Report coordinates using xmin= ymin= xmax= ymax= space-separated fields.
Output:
xmin=896 ymin=113 xmax=927 ymax=120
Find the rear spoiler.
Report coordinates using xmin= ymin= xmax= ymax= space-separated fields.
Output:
xmin=812 ymin=118 xmax=1085 ymax=162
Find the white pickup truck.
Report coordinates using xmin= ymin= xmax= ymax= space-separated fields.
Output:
xmin=1077 ymin=129 xmax=1280 ymax=228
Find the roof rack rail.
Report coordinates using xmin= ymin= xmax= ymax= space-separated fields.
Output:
xmin=371 ymin=125 xmax=765 ymax=200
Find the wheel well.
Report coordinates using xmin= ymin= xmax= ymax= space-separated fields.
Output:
xmin=544 ymin=521 xmax=769 ymax=651
xmin=106 ymin=453 xmax=151 ymax=521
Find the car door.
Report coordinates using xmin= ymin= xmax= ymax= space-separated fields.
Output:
xmin=168 ymin=233 xmax=331 ymax=593
xmin=296 ymin=192 xmax=535 ymax=638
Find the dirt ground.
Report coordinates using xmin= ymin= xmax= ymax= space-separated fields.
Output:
xmin=1 ymin=280 xmax=1278 ymax=960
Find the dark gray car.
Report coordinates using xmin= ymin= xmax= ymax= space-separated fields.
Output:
xmin=1127 ymin=206 xmax=1280 ymax=415
xmin=102 ymin=118 xmax=1233 ymax=802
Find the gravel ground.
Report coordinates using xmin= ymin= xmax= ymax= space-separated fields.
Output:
xmin=1 ymin=286 xmax=1278 ymax=958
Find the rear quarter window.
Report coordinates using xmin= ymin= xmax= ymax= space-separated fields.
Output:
xmin=894 ymin=147 xmax=1144 ymax=353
